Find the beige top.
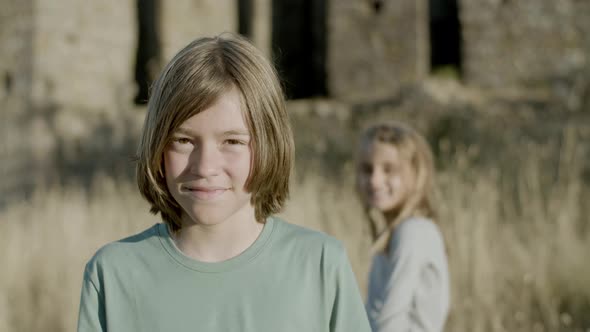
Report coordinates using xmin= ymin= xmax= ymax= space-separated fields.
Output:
xmin=366 ymin=217 xmax=450 ymax=332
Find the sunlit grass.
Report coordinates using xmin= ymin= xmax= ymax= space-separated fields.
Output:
xmin=0 ymin=175 xmax=158 ymax=332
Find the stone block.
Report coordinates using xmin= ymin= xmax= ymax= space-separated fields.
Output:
xmin=327 ymin=0 xmax=429 ymax=101
xmin=460 ymin=0 xmax=590 ymax=89
xmin=32 ymin=0 xmax=135 ymax=112
xmin=161 ymin=0 xmax=236 ymax=60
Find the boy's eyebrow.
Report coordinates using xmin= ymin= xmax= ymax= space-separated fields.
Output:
xmin=222 ymin=129 xmax=250 ymax=136
xmin=173 ymin=127 xmax=250 ymax=136
xmin=173 ymin=127 xmax=195 ymax=136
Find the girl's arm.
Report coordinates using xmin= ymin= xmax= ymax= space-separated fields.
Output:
xmin=367 ymin=219 xmax=449 ymax=332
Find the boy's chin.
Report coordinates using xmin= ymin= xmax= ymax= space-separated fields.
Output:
xmin=182 ymin=212 xmax=228 ymax=226
xmin=180 ymin=205 xmax=254 ymax=227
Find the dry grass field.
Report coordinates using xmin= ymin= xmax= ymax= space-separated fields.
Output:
xmin=0 ymin=117 xmax=589 ymax=332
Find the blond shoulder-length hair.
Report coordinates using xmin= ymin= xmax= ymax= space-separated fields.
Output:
xmin=136 ymin=33 xmax=294 ymax=231
xmin=356 ymin=121 xmax=437 ymax=254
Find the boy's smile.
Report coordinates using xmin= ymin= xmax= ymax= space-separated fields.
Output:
xmin=163 ymin=86 xmax=256 ymax=227
xmin=181 ymin=185 xmax=229 ymax=201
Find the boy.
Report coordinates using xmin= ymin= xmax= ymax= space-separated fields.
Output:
xmin=77 ymin=33 xmax=371 ymax=332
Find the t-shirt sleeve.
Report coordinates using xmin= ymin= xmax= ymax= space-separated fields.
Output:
xmin=328 ymin=242 xmax=372 ymax=332
xmin=77 ymin=262 xmax=106 ymax=332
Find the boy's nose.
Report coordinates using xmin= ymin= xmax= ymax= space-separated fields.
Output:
xmin=190 ymin=145 xmax=221 ymax=177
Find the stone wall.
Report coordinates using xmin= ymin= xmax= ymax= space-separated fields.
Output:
xmin=460 ymin=0 xmax=590 ymax=89
xmin=250 ymin=0 xmax=272 ymax=58
xmin=327 ymin=0 xmax=429 ymax=102
xmin=161 ymin=0 xmax=236 ymax=61
xmin=1 ymin=0 xmax=238 ymax=113
xmin=1 ymin=0 xmax=136 ymax=205
xmin=1 ymin=1 xmax=36 ymax=204
xmin=0 ymin=0 xmax=33 ymax=113
xmin=2 ymin=0 xmax=590 ymax=206
xmin=0 ymin=1 xmax=238 ymax=205
xmin=32 ymin=0 xmax=135 ymax=112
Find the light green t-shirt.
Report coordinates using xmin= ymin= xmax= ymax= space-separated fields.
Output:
xmin=77 ymin=217 xmax=371 ymax=332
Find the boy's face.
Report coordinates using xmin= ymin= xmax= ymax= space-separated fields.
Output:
xmin=163 ymin=87 xmax=255 ymax=227
xmin=357 ymin=141 xmax=415 ymax=213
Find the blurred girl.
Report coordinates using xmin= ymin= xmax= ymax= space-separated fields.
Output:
xmin=356 ymin=122 xmax=450 ymax=332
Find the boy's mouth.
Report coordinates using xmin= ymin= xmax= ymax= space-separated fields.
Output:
xmin=182 ymin=185 xmax=228 ymax=200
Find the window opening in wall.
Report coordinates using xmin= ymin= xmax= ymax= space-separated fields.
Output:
xmin=429 ymin=0 xmax=462 ymax=77
xmin=134 ymin=0 xmax=161 ymax=105
xmin=372 ymin=0 xmax=384 ymax=14
xmin=5 ymin=72 xmax=12 ymax=94
xmin=238 ymin=0 xmax=254 ymax=39
xmin=272 ymin=0 xmax=326 ymax=99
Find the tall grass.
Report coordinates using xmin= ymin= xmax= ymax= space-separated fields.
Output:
xmin=0 ymin=175 xmax=158 ymax=332
xmin=438 ymin=127 xmax=590 ymax=332
xmin=0 ymin=136 xmax=588 ymax=332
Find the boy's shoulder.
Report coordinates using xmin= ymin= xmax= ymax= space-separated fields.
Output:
xmin=273 ymin=216 xmax=340 ymax=242
xmin=271 ymin=216 xmax=347 ymax=257
xmin=85 ymin=224 xmax=162 ymax=271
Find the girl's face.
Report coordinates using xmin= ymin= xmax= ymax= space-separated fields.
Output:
xmin=163 ymin=86 xmax=256 ymax=227
xmin=357 ymin=141 xmax=415 ymax=214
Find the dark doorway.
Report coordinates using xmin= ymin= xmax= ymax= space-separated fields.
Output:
xmin=272 ymin=0 xmax=326 ymax=99
xmin=429 ymin=0 xmax=462 ymax=75
xmin=4 ymin=72 xmax=12 ymax=94
xmin=238 ymin=0 xmax=254 ymax=39
xmin=134 ymin=0 xmax=161 ymax=105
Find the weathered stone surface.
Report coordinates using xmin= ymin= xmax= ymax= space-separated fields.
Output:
xmin=0 ymin=0 xmax=136 ymax=205
xmin=250 ymin=0 xmax=272 ymax=58
xmin=0 ymin=0 xmax=33 ymax=114
xmin=32 ymin=0 xmax=135 ymax=112
xmin=161 ymin=0 xmax=236 ymax=60
xmin=327 ymin=0 xmax=429 ymax=101
xmin=1 ymin=1 xmax=38 ymax=204
xmin=460 ymin=0 xmax=590 ymax=89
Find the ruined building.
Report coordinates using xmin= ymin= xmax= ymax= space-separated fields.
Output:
xmin=1 ymin=0 xmax=589 ymax=203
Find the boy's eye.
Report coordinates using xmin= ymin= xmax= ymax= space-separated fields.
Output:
xmin=224 ymin=139 xmax=246 ymax=145
xmin=174 ymin=137 xmax=191 ymax=144
xmin=169 ymin=137 xmax=193 ymax=151
xmin=168 ymin=137 xmax=194 ymax=153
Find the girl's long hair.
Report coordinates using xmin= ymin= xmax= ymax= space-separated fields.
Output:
xmin=356 ymin=122 xmax=437 ymax=255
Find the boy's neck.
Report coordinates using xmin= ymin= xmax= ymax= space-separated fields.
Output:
xmin=172 ymin=212 xmax=264 ymax=263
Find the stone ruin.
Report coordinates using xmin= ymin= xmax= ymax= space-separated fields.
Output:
xmin=1 ymin=0 xmax=589 ymax=204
